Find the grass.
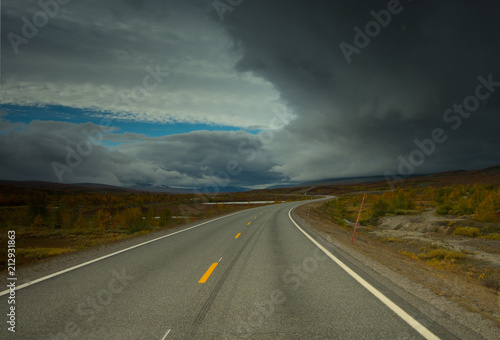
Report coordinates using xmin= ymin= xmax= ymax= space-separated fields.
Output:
xmin=17 ymin=247 xmax=75 ymax=260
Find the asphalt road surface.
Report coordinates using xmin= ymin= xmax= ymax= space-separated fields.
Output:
xmin=1 ymin=199 xmax=475 ymax=339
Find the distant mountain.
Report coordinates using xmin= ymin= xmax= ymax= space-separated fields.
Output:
xmin=0 ymin=179 xmax=252 ymax=195
xmin=127 ymin=183 xmax=252 ymax=194
xmin=213 ymin=186 xmax=252 ymax=193
xmin=73 ymin=182 xmax=136 ymax=191
xmin=1 ymin=165 xmax=498 ymax=195
xmin=126 ymin=183 xmax=193 ymax=194
xmin=480 ymin=165 xmax=500 ymax=173
xmin=301 ymin=175 xmax=393 ymax=186
xmin=0 ymin=180 xmax=137 ymax=194
xmin=265 ymin=183 xmax=301 ymax=190
xmin=265 ymin=175 xmax=418 ymax=189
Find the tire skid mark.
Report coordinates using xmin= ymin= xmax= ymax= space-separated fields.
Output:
xmin=190 ymin=217 xmax=268 ymax=334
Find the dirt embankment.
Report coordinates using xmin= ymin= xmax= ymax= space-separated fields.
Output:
xmin=375 ymin=209 xmax=500 ymax=267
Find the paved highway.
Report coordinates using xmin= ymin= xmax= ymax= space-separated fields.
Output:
xmin=2 ymin=199 xmax=468 ymax=339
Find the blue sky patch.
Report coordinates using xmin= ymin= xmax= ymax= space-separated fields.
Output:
xmin=0 ymin=104 xmax=259 ymax=137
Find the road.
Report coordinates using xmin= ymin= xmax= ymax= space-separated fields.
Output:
xmin=2 ymin=199 xmax=466 ymax=339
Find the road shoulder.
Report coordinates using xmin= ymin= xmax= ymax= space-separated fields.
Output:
xmin=291 ymin=204 xmax=499 ymax=340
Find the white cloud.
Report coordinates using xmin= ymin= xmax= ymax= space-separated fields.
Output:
xmin=1 ymin=0 xmax=286 ymax=128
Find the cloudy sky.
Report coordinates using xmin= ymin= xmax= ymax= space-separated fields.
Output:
xmin=1 ymin=0 xmax=499 ymax=190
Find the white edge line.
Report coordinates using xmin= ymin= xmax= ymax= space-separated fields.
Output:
xmin=288 ymin=207 xmax=440 ymax=340
xmin=160 ymin=329 xmax=171 ymax=340
xmin=0 ymin=209 xmax=248 ymax=296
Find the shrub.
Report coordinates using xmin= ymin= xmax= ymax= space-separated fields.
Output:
xmin=474 ymin=199 xmax=496 ymax=222
xmin=399 ymin=250 xmax=418 ymax=260
xmin=73 ymin=212 xmax=86 ymax=229
xmin=32 ymin=214 xmax=45 ymax=229
xmin=371 ymin=198 xmax=389 ymax=218
xmin=482 ymin=233 xmax=500 ymax=240
xmin=455 ymin=197 xmax=474 ymax=215
xmin=453 ymin=226 xmax=482 ymax=237
xmin=93 ymin=209 xmax=108 ymax=233
xmin=391 ymin=190 xmax=414 ymax=210
xmin=323 ymin=199 xmax=351 ymax=225
xmin=436 ymin=202 xmax=453 ymax=215
xmin=483 ymin=275 xmax=500 ymax=291
xmin=436 ymin=188 xmax=452 ymax=203
xmin=27 ymin=190 xmax=48 ymax=219
xmin=419 ymin=249 xmax=466 ymax=260
xmin=159 ymin=208 xmax=172 ymax=227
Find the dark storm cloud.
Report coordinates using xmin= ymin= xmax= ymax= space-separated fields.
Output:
xmin=214 ymin=0 xmax=500 ymax=179
xmin=0 ymin=115 xmax=280 ymax=188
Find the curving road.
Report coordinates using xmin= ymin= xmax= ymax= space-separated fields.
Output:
xmin=1 ymin=199 xmax=471 ymax=339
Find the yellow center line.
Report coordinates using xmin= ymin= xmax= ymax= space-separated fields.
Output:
xmin=247 ymin=222 xmax=251 ymax=225
xmin=199 ymin=263 xmax=218 ymax=283
xmin=235 ymin=233 xmax=241 ymax=239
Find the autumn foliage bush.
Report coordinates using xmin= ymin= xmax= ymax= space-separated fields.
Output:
xmin=367 ymin=189 xmax=415 ymax=218
xmin=433 ymin=184 xmax=499 ymax=221
xmin=452 ymin=226 xmax=482 ymax=237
